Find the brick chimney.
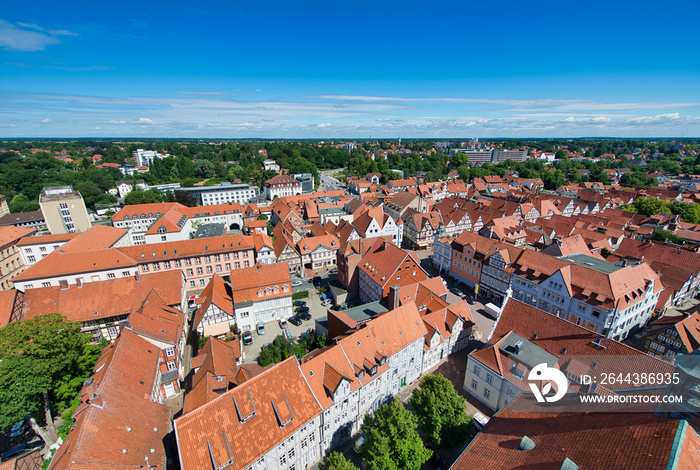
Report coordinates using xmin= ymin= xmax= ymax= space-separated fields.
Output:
xmin=388 ymin=284 xmax=401 ymax=310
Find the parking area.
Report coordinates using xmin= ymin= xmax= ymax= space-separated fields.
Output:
xmin=241 ymin=273 xmax=335 ymax=364
xmin=0 ymin=423 xmax=42 ymax=463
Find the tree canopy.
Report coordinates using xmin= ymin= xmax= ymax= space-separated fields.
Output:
xmin=0 ymin=314 xmax=102 ymax=446
xmin=360 ymin=398 xmax=431 ymax=470
xmin=409 ymin=374 xmax=471 ymax=448
xmin=319 ymin=451 xmax=358 ymax=470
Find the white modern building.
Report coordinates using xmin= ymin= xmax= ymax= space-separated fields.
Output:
xmin=229 ymin=262 xmax=293 ymax=332
xmin=133 ymin=149 xmax=170 ymax=167
xmin=174 ymin=182 xmax=260 ymax=206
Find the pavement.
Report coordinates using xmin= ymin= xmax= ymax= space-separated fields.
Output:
xmin=241 ymin=269 xmax=336 ymax=364
xmin=319 ymin=170 xmax=345 ymax=192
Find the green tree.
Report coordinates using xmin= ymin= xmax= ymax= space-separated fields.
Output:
xmin=319 ymin=452 xmax=358 ymax=470
xmin=410 ymin=374 xmax=471 ymax=448
xmin=193 ymin=159 xmax=216 ymax=178
xmin=124 ymin=188 xmax=164 ymax=205
xmin=360 ymin=398 xmax=431 ymax=470
xmin=0 ymin=314 xmax=102 ymax=447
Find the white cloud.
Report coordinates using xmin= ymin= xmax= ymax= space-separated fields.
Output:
xmin=2 ymin=90 xmax=699 ymax=138
xmin=0 ymin=20 xmax=77 ymax=52
xmin=0 ymin=19 xmax=59 ymax=51
xmin=40 ymin=118 xmax=50 ymax=123
xmin=47 ymin=29 xmax=78 ymax=37
xmin=15 ymin=22 xmax=43 ymax=31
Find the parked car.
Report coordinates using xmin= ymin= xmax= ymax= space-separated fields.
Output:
xmin=312 ymin=276 xmax=322 ymax=284
xmin=465 ymin=296 xmax=476 ymax=305
xmin=1 ymin=441 xmax=42 ymax=461
xmin=297 ymin=311 xmax=312 ymax=321
xmin=353 ymin=434 xmax=366 ymax=454
xmin=295 ymin=306 xmax=310 ymax=313
xmin=256 ymin=322 xmax=266 ymax=335
xmin=451 ymin=287 xmax=465 ymax=297
xmin=242 ymin=331 xmax=253 ymax=346
xmin=292 ymin=280 xmax=303 ymax=287
xmin=429 ymin=452 xmax=446 ymax=468
xmin=293 ymin=300 xmax=307 ymax=307
xmin=288 ymin=316 xmax=302 ymax=327
xmin=472 ymin=411 xmax=490 ymax=430
xmin=279 ymin=319 xmax=288 ymax=330
xmin=9 ymin=419 xmax=26 ymax=438
xmin=321 ymin=298 xmax=332 ymax=306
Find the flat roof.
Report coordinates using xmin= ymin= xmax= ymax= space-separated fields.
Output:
xmin=562 ymin=253 xmax=624 ymax=274
xmin=341 ymin=300 xmax=389 ymax=324
xmin=498 ymin=332 xmax=558 ymax=369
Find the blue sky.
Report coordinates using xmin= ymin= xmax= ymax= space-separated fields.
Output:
xmin=1 ymin=0 xmax=699 ymax=138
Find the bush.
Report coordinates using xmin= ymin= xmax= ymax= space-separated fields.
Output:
xmin=258 ymin=330 xmax=326 ymax=366
xmin=292 ymin=290 xmax=309 ymax=300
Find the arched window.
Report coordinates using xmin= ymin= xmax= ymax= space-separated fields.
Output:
xmin=123 ymin=215 xmax=130 ymax=220
xmin=158 ymin=226 xmax=166 ymax=234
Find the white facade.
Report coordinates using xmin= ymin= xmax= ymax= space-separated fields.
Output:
xmin=15 ymin=266 xmax=139 ymax=292
xmin=133 ymin=149 xmax=169 ymax=167
xmin=318 ymin=335 xmax=425 ymax=454
xmin=464 ymin=354 xmax=523 ymax=411
xmin=511 ymin=270 xmax=660 ymax=340
xmin=432 ymin=236 xmax=453 ymax=273
xmin=255 ymin=416 xmax=321 ymax=470
xmin=234 ymin=295 xmax=293 ymax=332
xmin=196 ymin=302 xmax=235 ymax=337
xmin=20 ymin=240 xmax=69 ymax=268
xmin=116 ymin=181 xmax=147 ymax=199
xmin=421 ymin=318 xmax=469 ymax=373
xmin=198 ymin=185 xmax=260 ymax=206
xmin=265 ymin=181 xmax=302 ymax=200
xmin=255 ymin=245 xmax=277 ymax=265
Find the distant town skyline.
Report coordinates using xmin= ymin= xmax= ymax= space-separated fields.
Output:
xmin=1 ymin=1 xmax=699 ymax=138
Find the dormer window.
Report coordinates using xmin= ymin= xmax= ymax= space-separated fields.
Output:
xmin=370 ymin=366 xmax=377 ymax=377
xmin=357 ymin=370 xmax=365 ymax=379
xmin=257 ymin=289 xmax=263 ymax=297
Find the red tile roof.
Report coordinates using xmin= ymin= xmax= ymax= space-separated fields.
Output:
xmin=0 ymin=290 xmax=15 ymax=328
xmin=13 ymin=248 xmax=138 ymax=283
xmin=228 ymin=262 xmax=291 ymax=304
xmin=112 ymin=202 xmax=181 ymax=222
xmin=120 ymin=234 xmax=254 ymax=263
xmin=358 ymin=239 xmax=425 ymax=290
xmin=184 ymin=337 xmax=262 ymax=414
xmin=128 ymin=289 xmax=185 ymax=345
xmin=451 ymin=396 xmax=697 ymax=470
xmin=50 ymin=329 xmax=171 ymax=470
xmin=174 ymin=357 xmax=323 ymax=470
xmin=16 ymin=232 xmax=79 ymax=247
xmin=21 ymin=271 xmax=182 ymax=323
xmin=0 ymin=225 xmax=35 ymax=248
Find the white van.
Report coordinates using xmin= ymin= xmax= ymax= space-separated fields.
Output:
xmin=483 ymin=303 xmax=501 ymax=319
